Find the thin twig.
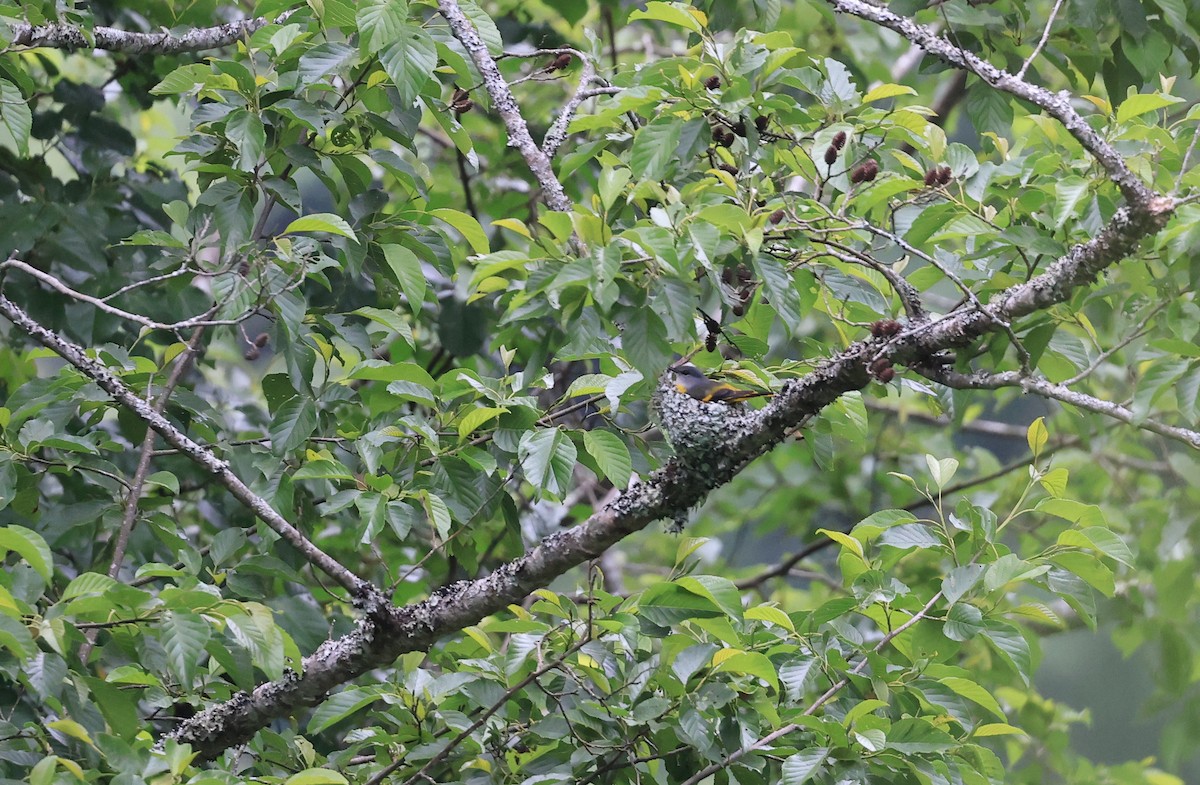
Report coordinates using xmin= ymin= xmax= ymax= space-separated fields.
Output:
xmin=679 ymin=592 xmax=944 ymax=785
xmin=0 ymin=293 xmax=372 ymax=596
xmin=1016 ymin=0 xmax=1067 ymax=80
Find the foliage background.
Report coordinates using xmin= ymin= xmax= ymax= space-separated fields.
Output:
xmin=1 ymin=0 xmax=1199 ymax=783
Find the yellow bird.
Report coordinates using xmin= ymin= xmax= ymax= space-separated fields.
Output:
xmin=669 ymin=364 xmax=773 ymax=403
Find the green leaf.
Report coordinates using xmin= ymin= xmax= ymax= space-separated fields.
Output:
xmin=712 ymin=651 xmax=778 ymax=691
xmin=430 ymin=208 xmax=490 ymax=255
xmin=1026 ymin=416 xmax=1048 ymax=457
xmin=753 ymin=253 xmax=804 ymax=331
xmin=982 ymin=621 xmax=1032 ymax=683
xmin=942 ymin=564 xmax=985 ymax=604
xmin=382 ymin=244 xmax=428 ymax=314
xmin=283 ymin=213 xmax=357 ymax=240
xmin=270 ymin=397 xmax=318 ymax=454
xmin=458 ymin=406 xmax=507 ymax=440
xmin=225 ymin=109 xmax=266 ymax=171
xmin=629 ymin=2 xmax=706 ymax=33
xmin=0 ymin=79 xmax=31 ymax=156
xmin=379 ymin=24 xmax=437 ymax=107
xmin=781 ymin=747 xmax=828 ymax=785
xmin=629 ymin=117 xmax=683 ymax=181
xmin=582 ymin=429 xmax=632 ymax=488
xmin=357 ymin=0 xmax=409 ymax=54
xmin=939 ymin=676 xmax=1005 ymax=719
xmin=639 ymin=583 xmax=723 ymax=626
xmin=862 ymin=83 xmax=917 ymax=103
xmin=0 ymin=526 xmax=53 ymax=581
xmin=943 ymin=602 xmax=984 ymax=641
xmin=285 ymin=769 xmax=349 ymax=785
xmin=879 ymin=524 xmax=941 ymax=550
xmin=161 ymin=611 xmax=211 ymax=688
xmin=518 ymin=428 xmax=577 ymax=499
xmin=1115 ymin=91 xmax=1184 ymax=123
xmin=457 ymin=1 xmax=504 ymax=56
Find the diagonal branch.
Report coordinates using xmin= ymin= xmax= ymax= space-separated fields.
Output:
xmin=826 ymin=0 xmax=1152 ymax=205
xmin=161 ymin=165 xmax=1171 ymax=757
xmin=10 ymin=10 xmax=296 ymax=54
xmin=0 ymin=293 xmax=372 ymax=597
xmin=923 ymin=367 xmax=1200 ymax=450
xmin=438 ymin=0 xmax=572 ymax=213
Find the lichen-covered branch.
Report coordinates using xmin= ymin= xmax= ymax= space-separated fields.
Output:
xmin=826 ymin=0 xmax=1153 ymax=205
xmin=0 ymin=292 xmax=371 ymax=597
xmin=9 ymin=10 xmax=295 ymax=54
xmin=924 ymin=368 xmax=1200 ymax=450
xmin=437 ymin=0 xmax=571 ymax=212
xmin=161 ymin=165 xmax=1173 ymax=756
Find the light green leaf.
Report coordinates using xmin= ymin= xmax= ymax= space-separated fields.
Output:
xmin=1115 ymin=92 xmax=1184 ymax=123
xmin=0 ymin=526 xmax=53 ymax=581
xmin=283 ymin=213 xmax=357 ymax=240
xmin=629 ymin=2 xmax=706 ymax=33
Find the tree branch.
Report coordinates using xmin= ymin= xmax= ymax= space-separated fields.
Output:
xmin=924 ymin=367 xmax=1200 ymax=450
xmin=826 ymin=0 xmax=1153 ymax=205
xmin=0 ymin=293 xmax=372 ymax=597
xmin=10 ymin=10 xmax=295 ymax=54
xmin=437 ymin=0 xmax=572 ymax=212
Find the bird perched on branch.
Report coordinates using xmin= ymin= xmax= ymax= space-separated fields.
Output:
xmin=669 ymin=364 xmax=774 ymax=404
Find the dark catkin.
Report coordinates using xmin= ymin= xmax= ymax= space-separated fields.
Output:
xmin=824 ymin=144 xmax=839 ymax=165
xmin=731 ymin=118 xmax=746 ymax=137
xmin=548 ymin=53 xmax=572 ymax=71
xmin=850 ymin=160 xmax=878 ymax=183
xmin=868 ymin=356 xmax=894 ymax=380
xmin=755 ymin=115 xmax=770 ymax=132
xmin=924 ymin=168 xmax=938 ymax=186
xmin=254 ymin=332 xmax=270 ymax=347
xmin=244 ymin=346 xmax=261 ymax=361
xmin=717 ymin=163 xmax=739 ymax=175
xmin=937 ymin=165 xmax=952 ymax=185
xmin=704 ymin=75 xmax=721 ymax=90
xmin=831 ymin=130 xmax=847 ymax=149
xmin=868 ymin=319 xmax=901 ymax=337
xmin=713 ymin=128 xmax=735 ymax=147
xmin=769 ymin=209 xmax=785 ymax=224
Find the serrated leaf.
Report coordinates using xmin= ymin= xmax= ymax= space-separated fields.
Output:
xmin=357 ymin=0 xmax=408 ymax=54
xmin=582 ymin=429 xmax=632 ymax=488
xmin=162 ymin=611 xmax=210 ymax=688
xmin=518 ymin=428 xmax=577 ymax=499
xmin=379 ymin=24 xmax=437 ymax=107
xmin=270 ymin=397 xmax=318 ymax=454
xmin=630 ymin=117 xmax=682 ymax=181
